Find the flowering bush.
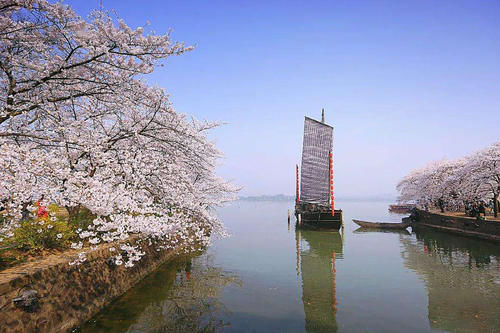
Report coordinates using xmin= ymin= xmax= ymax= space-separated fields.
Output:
xmin=0 ymin=211 xmax=73 ymax=269
xmin=10 ymin=214 xmax=74 ymax=252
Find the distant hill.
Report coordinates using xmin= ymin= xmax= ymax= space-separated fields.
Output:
xmin=238 ymin=194 xmax=295 ymax=202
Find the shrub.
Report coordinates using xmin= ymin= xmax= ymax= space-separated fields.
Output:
xmin=12 ymin=217 xmax=74 ymax=251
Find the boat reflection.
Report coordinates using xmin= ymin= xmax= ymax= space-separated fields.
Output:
xmin=401 ymin=229 xmax=500 ymax=332
xmin=296 ymin=229 xmax=343 ymax=333
xmin=353 ymin=227 xmax=411 ymax=235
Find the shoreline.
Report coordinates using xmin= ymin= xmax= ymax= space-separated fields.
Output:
xmin=0 ymin=238 xmax=184 ymax=333
xmin=413 ymin=209 xmax=500 ymax=242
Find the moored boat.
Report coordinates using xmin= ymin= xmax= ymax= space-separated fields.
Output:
xmin=295 ymin=109 xmax=343 ymax=229
xmin=352 ymin=219 xmax=411 ymax=229
xmin=296 ymin=202 xmax=343 ymax=229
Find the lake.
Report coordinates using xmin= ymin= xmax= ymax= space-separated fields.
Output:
xmin=79 ymin=200 xmax=500 ymax=332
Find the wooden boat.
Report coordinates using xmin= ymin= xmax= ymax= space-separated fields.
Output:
xmin=295 ymin=109 xmax=342 ymax=230
xmin=296 ymin=205 xmax=343 ymax=229
xmin=352 ymin=219 xmax=411 ymax=229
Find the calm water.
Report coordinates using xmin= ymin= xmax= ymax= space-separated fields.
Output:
xmin=79 ymin=200 xmax=500 ymax=333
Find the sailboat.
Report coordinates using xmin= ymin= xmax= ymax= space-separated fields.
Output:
xmin=295 ymin=109 xmax=343 ymax=229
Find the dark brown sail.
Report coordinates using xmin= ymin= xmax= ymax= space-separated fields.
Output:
xmin=295 ymin=111 xmax=343 ymax=230
xmin=300 ymin=116 xmax=333 ymax=205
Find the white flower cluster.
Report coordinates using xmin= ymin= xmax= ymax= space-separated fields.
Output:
xmin=0 ymin=0 xmax=238 ymax=267
xmin=69 ymin=252 xmax=87 ymax=266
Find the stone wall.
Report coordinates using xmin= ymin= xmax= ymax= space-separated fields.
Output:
xmin=414 ymin=209 xmax=500 ymax=242
xmin=0 ymin=239 xmax=181 ymax=333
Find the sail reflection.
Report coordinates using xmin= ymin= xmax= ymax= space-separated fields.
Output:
xmin=401 ymin=229 xmax=500 ymax=332
xmin=296 ymin=229 xmax=343 ymax=333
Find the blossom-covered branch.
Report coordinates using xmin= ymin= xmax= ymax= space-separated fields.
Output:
xmin=0 ymin=0 xmax=237 ymax=267
xmin=0 ymin=0 xmax=191 ymax=125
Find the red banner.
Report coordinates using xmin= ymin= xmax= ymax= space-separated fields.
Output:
xmin=329 ymin=152 xmax=334 ymax=214
xmin=296 ymin=164 xmax=300 ymax=203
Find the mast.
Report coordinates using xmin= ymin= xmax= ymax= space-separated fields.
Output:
xmin=321 ymin=108 xmax=325 ymax=123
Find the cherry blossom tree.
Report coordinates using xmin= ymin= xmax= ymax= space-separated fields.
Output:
xmin=0 ymin=0 xmax=237 ymax=267
xmin=397 ymin=160 xmax=452 ymax=207
xmin=1 ymin=0 xmax=190 ymax=125
xmin=436 ymin=158 xmax=468 ymax=210
xmin=397 ymin=142 xmax=500 ymax=217
xmin=461 ymin=143 xmax=500 ymax=217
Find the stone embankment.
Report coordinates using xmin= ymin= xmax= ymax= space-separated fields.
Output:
xmin=0 ymin=239 xmax=181 ymax=333
xmin=413 ymin=209 xmax=500 ymax=242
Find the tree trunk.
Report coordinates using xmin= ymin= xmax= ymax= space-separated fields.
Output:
xmin=494 ymin=193 xmax=499 ymax=218
xmin=21 ymin=202 xmax=30 ymax=222
xmin=65 ymin=205 xmax=81 ymax=223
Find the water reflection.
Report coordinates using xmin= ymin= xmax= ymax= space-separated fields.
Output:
xmin=77 ymin=201 xmax=500 ymax=332
xmin=79 ymin=254 xmax=241 ymax=333
xmin=296 ymin=230 xmax=343 ymax=333
xmin=401 ymin=229 xmax=500 ymax=333
xmin=353 ymin=227 xmax=411 ymax=235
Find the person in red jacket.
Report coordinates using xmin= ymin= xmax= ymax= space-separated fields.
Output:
xmin=36 ymin=195 xmax=48 ymax=219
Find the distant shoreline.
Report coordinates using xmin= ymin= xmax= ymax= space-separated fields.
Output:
xmin=238 ymin=195 xmax=396 ymax=202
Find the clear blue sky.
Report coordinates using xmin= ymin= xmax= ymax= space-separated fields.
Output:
xmin=68 ymin=0 xmax=500 ymax=198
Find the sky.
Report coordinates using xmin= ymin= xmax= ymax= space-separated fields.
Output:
xmin=68 ymin=0 xmax=500 ymax=198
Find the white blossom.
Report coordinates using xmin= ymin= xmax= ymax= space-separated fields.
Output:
xmin=0 ymin=0 xmax=238 ymax=267
xmin=397 ymin=142 xmax=499 ymax=216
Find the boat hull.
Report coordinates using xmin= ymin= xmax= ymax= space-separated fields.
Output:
xmin=352 ymin=219 xmax=410 ymax=229
xmin=295 ymin=203 xmax=343 ymax=230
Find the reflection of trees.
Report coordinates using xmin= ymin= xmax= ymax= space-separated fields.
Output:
xmin=127 ymin=254 xmax=241 ymax=332
xmin=296 ymin=230 xmax=343 ymax=333
xmin=400 ymin=230 xmax=500 ymax=333
xmin=413 ymin=228 xmax=499 ymax=268
xmin=80 ymin=253 xmax=241 ymax=333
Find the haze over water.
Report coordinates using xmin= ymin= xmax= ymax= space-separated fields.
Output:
xmin=80 ymin=200 xmax=500 ymax=332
